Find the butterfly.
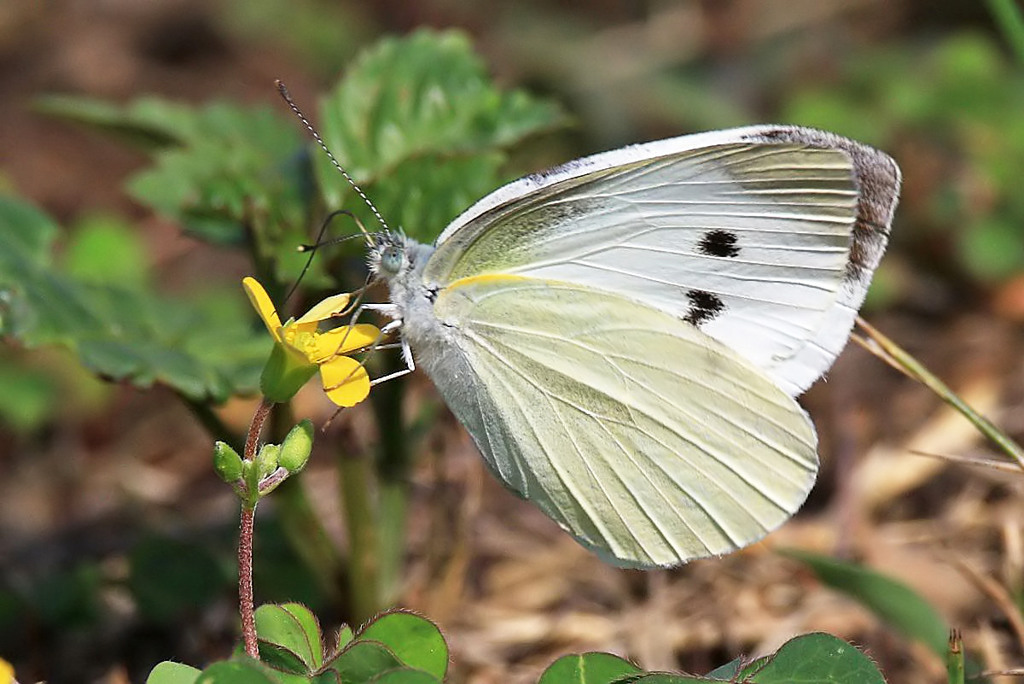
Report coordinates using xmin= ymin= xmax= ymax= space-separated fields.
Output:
xmin=363 ymin=125 xmax=900 ymax=569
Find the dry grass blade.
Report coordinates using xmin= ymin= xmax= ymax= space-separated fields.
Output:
xmin=949 ymin=557 xmax=1024 ymax=652
xmin=909 ymin=450 xmax=1023 ymax=474
xmin=853 ymin=316 xmax=1024 ymax=470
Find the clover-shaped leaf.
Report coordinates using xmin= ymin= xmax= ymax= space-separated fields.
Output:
xmin=355 ymin=610 xmax=448 ymax=679
xmin=538 ymin=652 xmax=641 ymax=684
xmin=256 ymin=602 xmax=324 ymax=673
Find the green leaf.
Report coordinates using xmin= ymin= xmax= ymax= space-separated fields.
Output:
xmin=369 ymin=668 xmax=442 ymax=683
xmin=34 ymin=94 xmax=189 ymax=150
xmin=0 ymin=196 xmax=269 ymax=403
xmin=63 ymin=214 xmax=149 ymax=287
xmin=742 ymin=633 xmax=885 ymax=683
xmin=618 ymin=676 xmax=707 ymax=683
xmin=196 ymin=661 xmax=281 ymax=684
xmin=705 ymin=657 xmax=745 ymax=680
xmin=780 ymin=549 xmax=948 ymax=656
xmin=356 ymin=610 xmax=448 ymax=679
xmin=125 ymin=100 xmax=308 ymax=251
xmin=314 ymin=29 xmax=564 ymax=243
xmin=146 ymin=662 xmax=202 ymax=684
xmin=255 ymin=602 xmax=324 ymax=673
xmin=39 ymin=93 xmax=311 ymax=270
xmin=310 ymin=671 xmax=342 ymax=684
xmin=538 ymin=652 xmax=641 ymax=684
xmin=335 ymin=624 xmax=355 ymax=650
xmin=325 ymin=640 xmax=403 ymax=682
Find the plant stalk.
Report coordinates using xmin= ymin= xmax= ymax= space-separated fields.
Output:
xmin=239 ymin=397 xmax=274 ymax=659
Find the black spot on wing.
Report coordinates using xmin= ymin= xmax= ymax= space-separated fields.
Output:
xmin=698 ymin=230 xmax=740 ymax=258
xmin=683 ymin=289 xmax=725 ymax=327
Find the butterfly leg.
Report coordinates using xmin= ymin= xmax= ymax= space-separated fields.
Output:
xmin=370 ymin=319 xmax=414 ymax=386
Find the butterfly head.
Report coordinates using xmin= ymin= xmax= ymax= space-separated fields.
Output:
xmin=368 ymin=231 xmax=408 ymax=278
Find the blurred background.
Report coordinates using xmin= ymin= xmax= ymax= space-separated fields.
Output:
xmin=4 ymin=0 xmax=1024 ymax=682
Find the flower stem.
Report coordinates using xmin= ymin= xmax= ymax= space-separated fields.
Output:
xmin=239 ymin=504 xmax=258 ymax=658
xmin=239 ymin=396 xmax=274 ymax=659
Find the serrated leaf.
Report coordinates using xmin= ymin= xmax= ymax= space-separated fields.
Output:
xmin=0 ymin=197 xmax=270 ymax=403
xmin=256 ymin=602 xmax=324 ymax=672
xmin=314 ymin=29 xmax=564 ymax=242
xmin=196 ymin=661 xmax=280 ymax=684
xmin=539 ymin=652 xmax=641 ymax=684
xmin=742 ymin=633 xmax=885 ymax=684
xmin=356 ymin=611 xmax=448 ymax=679
xmin=326 ymin=640 xmax=403 ymax=682
xmin=781 ymin=549 xmax=948 ymax=656
xmin=125 ymin=100 xmax=308 ymax=249
xmin=146 ymin=662 xmax=202 ymax=684
xmin=0 ymin=194 xmax=58 ymax=260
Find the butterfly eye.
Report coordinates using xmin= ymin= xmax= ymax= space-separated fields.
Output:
xmin=380 ymin=246 xmax=403 ymax=274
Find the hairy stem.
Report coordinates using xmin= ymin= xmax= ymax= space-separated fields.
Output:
xmin=238 ymin=504 xmax=258 ymax=658
xmin=239 ymin=397 xmax=274 ymax=659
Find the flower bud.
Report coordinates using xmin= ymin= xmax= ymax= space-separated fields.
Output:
xmin=279 ymin=419 xmax=314 ymax=472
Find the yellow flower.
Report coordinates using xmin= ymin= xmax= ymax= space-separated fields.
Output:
xmin=243 ymin=277 xmax=380 ymax=407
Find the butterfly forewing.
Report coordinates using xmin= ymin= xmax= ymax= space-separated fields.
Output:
xmin=424 ymin=127 xmax=899 ymax=396
xmin=429 ymin=275 xmax=818 ymax=568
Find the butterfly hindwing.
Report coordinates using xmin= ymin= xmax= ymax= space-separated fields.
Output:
xmin=427 ymin=275 xmax=818 ymax=568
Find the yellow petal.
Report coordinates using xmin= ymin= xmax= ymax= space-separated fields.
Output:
xmin=320 ymin=356 xmax=370 ymax=407
xmin=0 ymin=658 xmax=13 ymax=684
xmin=308 ymin=324 xmax=381 ymax=362
xmin=242 ymin=277 xmax=283 ymax=342
xmin=295 ymin=292 xmax=353 ymax=325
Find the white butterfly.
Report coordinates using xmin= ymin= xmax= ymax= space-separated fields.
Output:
xmin=364 ymin=125 xmax=900 ymax=568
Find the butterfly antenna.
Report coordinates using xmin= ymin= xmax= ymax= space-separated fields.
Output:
xmin=275 ymin=79 xmax=389 ymax=242
xmin=296 ymin=211 xmax=373 ymax=253
xmin=283 ymin=210 xmax=367 ymax=305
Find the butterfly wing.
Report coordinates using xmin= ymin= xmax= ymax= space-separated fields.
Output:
xmin=424 ymin=126 xmax=900 ymax=396
xmin=425 ymin=274 xmax=818 ymax=568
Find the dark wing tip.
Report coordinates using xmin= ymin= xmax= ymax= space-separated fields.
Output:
xmin=743 ymin=126 xmax=901 ymax=286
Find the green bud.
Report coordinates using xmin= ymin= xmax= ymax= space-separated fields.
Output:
xmin=213 ymin=441 xmax=244 ymax=482
xmin=279 ymin=420 xmax=314 ymax=473
xmin=255 ymin=443 xmax=280 ymax=479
